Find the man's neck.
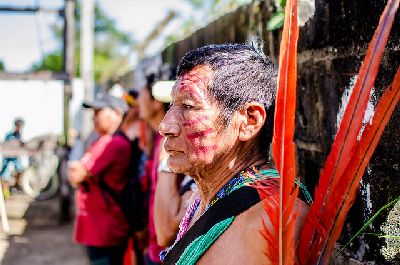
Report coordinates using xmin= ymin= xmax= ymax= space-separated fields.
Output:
xmin=98 ymin=124 xmax=119 ymax=136
xmin=194 ymin=143 xmax=266 ymax=214
xmin=108 ymin=124 xmax=119 ymax=135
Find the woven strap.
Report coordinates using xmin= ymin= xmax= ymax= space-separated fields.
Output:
xmin=163 ymin=186 xmax=261 ymax=264
xmin=176 ymin=216 xmax=235 ymax=265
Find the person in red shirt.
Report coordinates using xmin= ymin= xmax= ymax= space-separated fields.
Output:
xmin=68 ymin=93 xmax=131 ymax=265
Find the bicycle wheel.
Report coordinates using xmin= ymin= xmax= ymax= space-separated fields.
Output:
xmin=21 ymin=167 xmax=59 ymax=200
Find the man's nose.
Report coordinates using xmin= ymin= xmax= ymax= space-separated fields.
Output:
xmin=159 ymin=109 xmax=180 ymax=137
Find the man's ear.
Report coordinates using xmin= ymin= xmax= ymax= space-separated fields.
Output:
xmin=238 ymin=102 xmax=266 ymax=142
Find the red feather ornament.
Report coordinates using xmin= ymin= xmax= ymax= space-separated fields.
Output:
xmin=261 ymin=0 xmax=300 ymax=264
xmin=320 ymin=66 xmax=400 ymax=264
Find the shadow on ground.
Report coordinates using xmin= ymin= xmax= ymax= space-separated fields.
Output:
xmin=0 ymin=195 xmax=88 ymax=265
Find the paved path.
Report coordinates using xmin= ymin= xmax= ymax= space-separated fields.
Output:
xmin=0 ymin=194 xmax=88 ymax=265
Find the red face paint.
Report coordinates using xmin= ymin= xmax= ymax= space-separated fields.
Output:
xmin=178 ymin=86 xmax=204 ymax=102
xmin=184 ymin=72 xmax=209 ymax=89
xmin=194 ymin=145 xmax=218 ymax=155
xmin=182 ymin=115 xmax=210 ymax=127
xmin=186 ymin=128 xmax=215 ymax=141
xmin=177 ymin=79 xmax=205 ymax=101
xmin=176 ymin=67 xmax=212 ymax=103
xmin=160 ymin=65 xmax=232 ymax=175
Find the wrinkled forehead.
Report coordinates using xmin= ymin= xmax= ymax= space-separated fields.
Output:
xmin=173 ymin=65 xmax=213 ymax=95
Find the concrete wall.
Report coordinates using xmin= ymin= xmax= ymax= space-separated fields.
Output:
xmin=0 ymin=80 xmax=64 ymax=141
xmin=144 ymin=0 xmax=399 ymax=263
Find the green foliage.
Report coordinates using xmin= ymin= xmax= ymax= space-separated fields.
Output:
xmin=184 ymin=0 xmax=250 ymax=17
xmin=50 ymin=1 xmax=132 ymax=46
xmin=167 ymin=0 xmax=250 ymax=46
xmin=93 ymin=48 xmax=119 ymax=83
xmin=267 ymin=11 xmax=285 ymax=30
xmin=0 ymin=60 xmax=4 ymax=71
xmin=184 ymin=0 xmax=204 ymax=9
xmin=335 ymin=195 xmax=400 ymax=259
xmin=165 ymin=34 xmax=178 ymax=47
xmin=31 ymin=2 xmax=133 ymax=83
xmin=91 ymin=4 xmax=132 ymax=46
xmin=31 ymin=52 xmax=63 ymax=72
xmin=267 ymin=0 xmax=286 ymax=31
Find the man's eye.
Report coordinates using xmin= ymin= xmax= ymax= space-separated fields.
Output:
xmin=183 ymin=103 xmax=193 ymax=109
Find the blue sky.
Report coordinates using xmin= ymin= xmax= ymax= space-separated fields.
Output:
xmin=0 ymin=0 xmax=193 ymax=72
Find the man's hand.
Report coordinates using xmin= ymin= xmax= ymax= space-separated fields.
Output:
xmin=67 ymin=161 xmax=88 ymax=188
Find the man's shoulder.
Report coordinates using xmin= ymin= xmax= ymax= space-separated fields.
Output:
xmin=4 ymin=131 xmax=16 ymax=141
xmin=92 ymin=134 xmax=129 ymax=150
xmin=235 ymin=200 xmax=266 ymax=231
xmin=94 ymin=134 xmax=113 ymax=145
xmin=198 ymin=201 xmax=268 ymax=265
xmin=111 ymin=133 xmax=131 ymax=151
xmin=229 ymin=197 xmax=309 ymax=256
xmin=84 ymin=134 xmax=118 ymax=159
xmin=235 ymin=197 xmax=309 ymax=230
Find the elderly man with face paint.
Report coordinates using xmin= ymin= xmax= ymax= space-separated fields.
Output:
xmin=158 ymin=43 xmax=309 ymax=264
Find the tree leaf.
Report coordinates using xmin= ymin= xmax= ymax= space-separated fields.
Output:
xmin=267 ymin=11 xmax=285 ymax=31
xmin=335 ymin=195 xmax=400 ymax=259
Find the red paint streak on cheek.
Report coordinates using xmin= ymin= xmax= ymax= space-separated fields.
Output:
xmin=186 ymin=128 xmax=214 ymax=141
xmin=194 ymin=145 xmax=218 ymax=155
xmin=183 ymin=115 xmax=209 ymax=127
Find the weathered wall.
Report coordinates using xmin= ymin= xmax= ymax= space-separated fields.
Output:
xmin=297 ymin=1 xmax=400 ymax=263
xmin=161 ymin=0 xmax=280 ymax=65
xmin=153 ymin=0 xmax=400 ymax=263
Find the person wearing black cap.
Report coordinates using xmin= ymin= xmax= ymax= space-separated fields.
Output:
xmin=68 ymin=93 xmax=131 ymax=265
xmin=81 ymin=93 xmax=128 ymax=136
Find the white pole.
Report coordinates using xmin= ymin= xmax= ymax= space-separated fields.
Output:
xmin=0 ymin=185 xmax=10 ymax=234
xmin=80 ymin=0 xmax=94 ymax=140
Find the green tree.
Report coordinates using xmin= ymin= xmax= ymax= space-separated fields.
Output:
xmin=31 ymin=52 xmax=62 ymax=72
xmin=165 ymin=0 xmax=251 ymax=46
xmin=184 ymin=0 xmax=251 ymax=18
xmin=0 ymin=60 xmax=5 ymax=71
xmin=31 ymin=2 xmax=134 ymax=84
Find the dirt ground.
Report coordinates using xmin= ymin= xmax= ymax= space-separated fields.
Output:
xmin=0 ymin=194 xmax=88 ymax=265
